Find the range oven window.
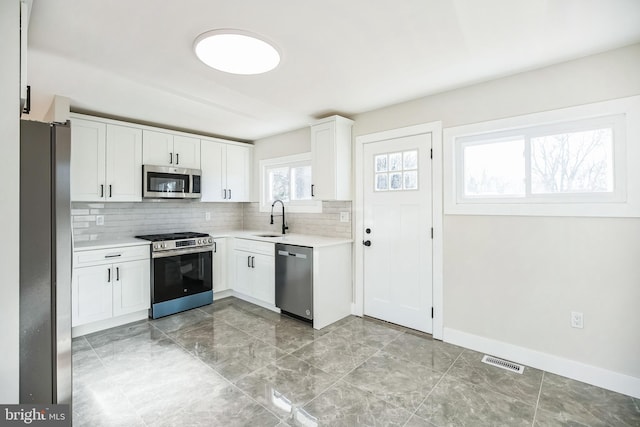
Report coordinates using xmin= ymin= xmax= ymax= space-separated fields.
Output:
xmin=147 ymin=172 xmax=190 ymax=194
xmin=152 ymin=251 xmax=212 ymax=303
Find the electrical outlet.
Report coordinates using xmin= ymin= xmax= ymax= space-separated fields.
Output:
xmin=340 ymin=212 xmax=350 ymax=222
xmin=570 ymin=311 xmax=584 ymax=329
xmin=205 ymin=212 xmax=211 ymax=221
xmin=96 ymin=215 xmax=104 ymax=226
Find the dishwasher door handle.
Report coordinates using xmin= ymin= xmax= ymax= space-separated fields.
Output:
xmin=277 ymin=250 xmax=307 ymax=259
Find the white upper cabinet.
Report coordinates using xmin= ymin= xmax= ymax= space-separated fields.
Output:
xmin=71 ymin=117 xmax=142 ymax=202
xmin=142 ymin=130 xmax=200 ymax=169
xmin=201 ymin=139 xmax=252 ymax=202
xmin=311 ymin=115 xmax=354 ymax=200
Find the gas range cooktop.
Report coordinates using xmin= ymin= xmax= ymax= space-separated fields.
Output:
xmin=135 ymin=232 xmax=213 ymax=252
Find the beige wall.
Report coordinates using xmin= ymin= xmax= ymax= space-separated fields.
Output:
xmin=352 ymin=43 xmax=640 ymax=379
xmin=0 ymin=0 xmax=21 ymax=403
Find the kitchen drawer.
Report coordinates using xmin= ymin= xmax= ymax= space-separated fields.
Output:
xmin=233 ymin=238 xmax=274 ymax=256
xmin=74 ymin=244 xmax=150 ymax=267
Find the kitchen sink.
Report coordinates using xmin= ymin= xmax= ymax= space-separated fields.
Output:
xmin=254 ymin=234 xmax=283 ymax=238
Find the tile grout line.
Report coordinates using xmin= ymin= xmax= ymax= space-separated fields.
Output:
xmin=80 ymin=321 xmax=153 ymax=427
xmin=147 ymin=316 xmax=284 ymax=424
xmin=401 ymin=349 xmax=465 ymax=427
xmin=531 ymin=370 xmax=545 ymax=427
xmin=294 ymin=329 xmax=409 ymax=421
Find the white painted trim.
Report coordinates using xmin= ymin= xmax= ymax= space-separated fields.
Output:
xmin=444 ymin=327 xmax=640 ymax=399
xmin=354 ymin=122 xmax=444 ymax=340
xmin=443 ymin=95 xmax=640 ymax=217
xmin=71 ymin=310 xmax=148 ymax=338
xmin=257 ymin=152 xmax=323 ymax=213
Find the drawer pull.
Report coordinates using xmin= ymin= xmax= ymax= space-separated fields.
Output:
xmin=105 ymin=254 xmax=122 ymax=258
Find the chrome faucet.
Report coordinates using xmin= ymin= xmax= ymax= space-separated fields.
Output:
xmin=270 ymin=199 xmax=288 ymax=235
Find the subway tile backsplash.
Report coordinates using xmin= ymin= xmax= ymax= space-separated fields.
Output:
xmin=71 ymin=200 xmax=352 ymax=242
xmin=242 ymin=201 xmax=352 ymax=238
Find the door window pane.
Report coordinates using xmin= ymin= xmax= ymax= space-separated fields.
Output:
xmin=373 ymin=149 xmax=420 ymax=192
xmin=375 ymin=174 xmax=388 ymax=191
xmin=404 ymin=171 xmax=418 ymax=190
xmin=389 ymin=173 xmax=402 ymax=190
xmin=389 ymin=152 xmax=402 ymax=171
xmin=375 ymin=155 xmax=388 ymax=172
xmin=403 ymin=150 xmax=418 ymax=170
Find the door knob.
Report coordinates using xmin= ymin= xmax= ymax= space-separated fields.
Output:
xmin=363 ymin=240 xmax=372 ymax=247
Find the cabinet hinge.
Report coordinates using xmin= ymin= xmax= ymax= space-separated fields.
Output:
xmin=430 ymin=149 xmax=433 ymax=159
xmin=431 ymin=307 xmax=434 ymax=318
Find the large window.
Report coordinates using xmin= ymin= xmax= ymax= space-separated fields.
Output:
xmin=260 ymin=153 xmax=322 ymax=213
xmin=444 ymin=96 xmax=640 ymax=217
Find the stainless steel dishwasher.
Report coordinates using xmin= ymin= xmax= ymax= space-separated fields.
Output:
xmin=275 ymin=244 xmax=313 ymax=322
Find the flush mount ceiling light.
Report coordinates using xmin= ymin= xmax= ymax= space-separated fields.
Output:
xmin=194 ymin=29 xmax=280 ymax=75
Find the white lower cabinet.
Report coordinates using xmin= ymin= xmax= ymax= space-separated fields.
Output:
xmin=232 ymin=239 xmax=275 ymax=306
xmin=72 ymin=244 xmax=150 ymax=335
xmin=212 ymin=237 xmax=228 ymax=293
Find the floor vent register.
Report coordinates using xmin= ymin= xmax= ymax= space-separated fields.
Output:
xmin=481 ymin=355 xmax=525 ymax=374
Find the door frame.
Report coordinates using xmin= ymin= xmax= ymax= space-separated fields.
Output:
xmin=354 ymin=121 xmax=444 ymax=340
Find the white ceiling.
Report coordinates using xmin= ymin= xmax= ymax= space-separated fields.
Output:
xmin=27 ymin=0 xmax=640 ymax=141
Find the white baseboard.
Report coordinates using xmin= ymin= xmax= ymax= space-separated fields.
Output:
xmin=443 ymin=327 xmax=640 ymax=399
xmin=213 ymin=289 xmax=233 ymax=300
xmin=72 ymin=310 xmax=148 ymax=338
xmin=231 ymin=291 xmax=280 ymax=313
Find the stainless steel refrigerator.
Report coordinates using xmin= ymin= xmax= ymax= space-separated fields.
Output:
xmin=19 ymin=119 xmax=72 ymax=404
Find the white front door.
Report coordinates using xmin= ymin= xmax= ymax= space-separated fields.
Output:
xmin=363 ymin=132 xmax=433 ymax=333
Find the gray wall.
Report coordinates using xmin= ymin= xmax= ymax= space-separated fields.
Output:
xmin=353 ymin=43 xmax=640 ymax=379
xmin=0 ymin=0 xmax=20 ymax=403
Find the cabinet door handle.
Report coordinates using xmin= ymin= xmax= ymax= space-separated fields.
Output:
xmin=109 ymin=184 xmax=112 ymax=198
xmin=311 ymin=184 xmax=315 ymax=197
xmin=247 ymin=255 xmax=251 ymax=268
xmin=223 ymin=189 xmax=227 ymax=199
xmin=213 ymin=241 xmax=217 ymax=253
xmin=169 ymin=152 xmax=173 ymax=164
xmin=228 ymin=189 xmax=232 ymax=200
xmin=107 ymin=267 xmax=111 ymax=283
xmin=176 ymin=153 xmax=179 ymax=165
xmin=251 ymin=256 xmax=255 ymax=268
xmin=116 ymin=267 xmax=120 ymax=281
xmin=100 ymin=184 xmax=104 ymax=198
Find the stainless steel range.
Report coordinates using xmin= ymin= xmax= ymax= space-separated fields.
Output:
xmin=135 ymin=232 xmax=213 ymax=319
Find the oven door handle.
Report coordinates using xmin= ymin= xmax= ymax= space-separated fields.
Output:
xmin=152 ymin=245 xmax=214 ymax=258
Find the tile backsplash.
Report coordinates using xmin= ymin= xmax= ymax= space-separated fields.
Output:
xmin=243 ymin=201 xmax=352 ymax=238
xmin=71 ymin=200 xmax=352 ymax=242
xmin=71 ymin=201 xmax=243 ymax=242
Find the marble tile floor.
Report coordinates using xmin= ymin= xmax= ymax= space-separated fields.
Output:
xmin=73 ymin=297 xmax=640 ymax=426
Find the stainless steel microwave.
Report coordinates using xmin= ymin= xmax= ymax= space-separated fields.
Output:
xmin=143 ymin=165 xmax=201 ymax=199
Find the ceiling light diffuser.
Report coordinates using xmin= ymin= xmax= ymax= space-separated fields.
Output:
xmin=194 ymin=29 xmax=280 ymax=75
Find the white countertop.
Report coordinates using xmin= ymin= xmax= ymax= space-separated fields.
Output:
xmin=74 ymin=237 xmax=151 ymax=252
xmin=212 ymin=230 xmax=353 ymax=248
xmin=73 ymin=231 xmax=352 ymax=251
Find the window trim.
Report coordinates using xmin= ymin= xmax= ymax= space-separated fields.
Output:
xmin=259 ymin=153 xmax=322 ymax=213
xmin=444 ymin=95 xmax=640 ymax=217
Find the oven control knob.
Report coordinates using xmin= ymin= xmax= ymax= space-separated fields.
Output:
xmin=154 ymin=243 xmax=159 ymax=249
xmin=197 ymin=239 xmax=202 ymax=244
xmin=162 ymin=243 xmax=167 ymax=248
xmin=208 ymin=238 xmax=213 ymax=244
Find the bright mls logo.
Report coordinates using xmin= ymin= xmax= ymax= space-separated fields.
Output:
xmin=0 ymin=405 xmax=69 ymax=427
